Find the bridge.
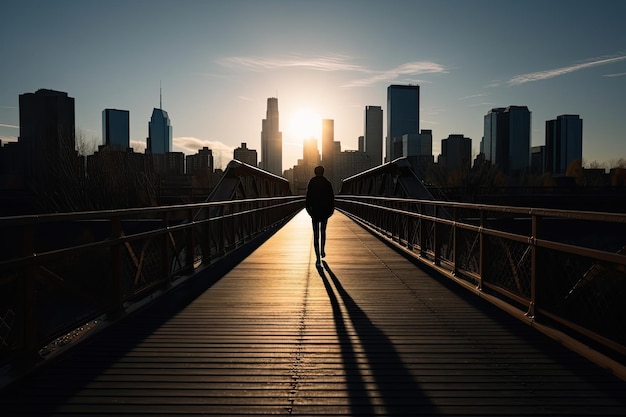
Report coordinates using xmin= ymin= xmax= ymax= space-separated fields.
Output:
xmin=1 ymin=159 xmax=625 ymax=415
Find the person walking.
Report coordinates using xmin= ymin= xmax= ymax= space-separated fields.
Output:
xmin=305 ymin=165 xmax=334 ymax=267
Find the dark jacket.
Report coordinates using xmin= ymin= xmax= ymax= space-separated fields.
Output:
xmin=305 ymin=175 xmax=334 ymax=221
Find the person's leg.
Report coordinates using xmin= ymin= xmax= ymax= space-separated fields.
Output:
xmin=320 ymin=219 xmax=328 ymax=258
xmin=312 ymin=220 xmax=321 ymax=264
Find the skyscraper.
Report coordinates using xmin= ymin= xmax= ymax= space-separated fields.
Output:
xmin=545 ymin=114 xmax=582 ymax=176
xmin=387 ymin=84 xmax=420 ymax=162
xmin=303 ymin=137 xmax=321 ymax=168
xmin=322 ymin=119 xmax=335 ymax=185
xmin=260 ymin=97 xmax=282 ymax=176
xmin=18 ymin=89 xmax=76 ymax=181
xmin=102 ymin=109 xmax=130 ymax=149
xmin=506 ymin=106 xmax=531 ymax=173
xmin=483 ymin=107 xmax=505 ymax=166
xmin=147 ymin=107 xmax=172 ymax=154
xmin=364 ymin=105 xmax=383 ymax=167
xmin=147 ymin=90 xmax=172 ymax=154
xmin=483 ymin=105 xmax=531 ymax=174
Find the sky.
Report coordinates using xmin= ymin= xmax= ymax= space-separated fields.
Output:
xmin=1 ymin=0 xmax=625 ymax=171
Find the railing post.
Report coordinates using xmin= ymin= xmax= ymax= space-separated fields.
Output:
xmin=478 ymin=209 xmax=485 ymax=291
xmin=162 ymin=211 xmax=171 ymax=286
xmin=419 ymin=203 xmax=427 ymax=258
xmin=433 ymin=205 xmax=440 ymax=266
xmin=232 ymin=202 xmax=238 ymax=248
xmin=452 ymin=206 xmax=458 ymax=276
xmin=21 ymin=223 xmax=37 ymax=355
xmin=528 ymin=214 xmax=541 ymax=318
xmin=185 ymin=208 xmax=195 ymax=274
xmin=108 ymin=217 xmax=124 ymax=319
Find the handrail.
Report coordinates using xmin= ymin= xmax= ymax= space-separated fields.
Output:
xmin=335 ymin=195 xmax=626 ymax=380
xmin=0 ymin=196 xmax=305 ymax=367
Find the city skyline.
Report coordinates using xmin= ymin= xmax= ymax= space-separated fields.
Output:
xmin=1 ymin=1 xmax=625 ymax=171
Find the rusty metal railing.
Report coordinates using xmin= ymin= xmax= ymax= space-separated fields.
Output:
xmin=336 ymin=195 xmax=626 ymax=379
xmin=0 ymin=197 xmax=304 ymax=365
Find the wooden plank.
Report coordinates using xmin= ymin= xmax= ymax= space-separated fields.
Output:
xmin=1 ymin=210 xmax=625 ymax=416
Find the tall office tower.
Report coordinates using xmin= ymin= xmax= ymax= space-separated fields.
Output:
xmin=19 ymin=89 xmax=76 ymax=181
xmin=147 ymin=89 xmax=172 ymax=154
xmin=234 ymin=142 xmax=258 ymax=167
xmin=506 ymin=106 xmax=531 ymax=173
xmin=387 ymin=84 xmax=419 ymax=162
xmin=102 ymin=109 xmax=130 ymax=149
xmin=322 ymin=119 xmax=335 ymax=184
xmin=545 ymin=114 xmax=582 ymax=176
xmin=302 ymin=137 xmax=321 ymax=168
xmin=260 ymin=97 xmax=282 ymax=176
xmin=483 ymin=107 xmax=505 ymax=166
xmin=439 ymin=134 xmax=472 ymax=174
xmin=364 ymin=105 xmax=383 ymax=167
xmin=483 ymin=106 xmax=531 ymax=174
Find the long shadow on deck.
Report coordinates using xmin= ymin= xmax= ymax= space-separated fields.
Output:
xmin=318 ymin=261 xmax=437 ymax=416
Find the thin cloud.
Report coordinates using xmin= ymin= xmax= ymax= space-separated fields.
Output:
xmin=0 ymin=123 xmax=19 ymax=129
xmin=506 ymin=55 xmax=626 ymax=86
xmin=458 ymin=93 xmax=486 ymax=100
xmin=423 ymin=107 xmax=446 ymax=116
xmin=469 ymin=102 xmax=496 ymax=107
xmin=343 ymin=62 xmax=447 ymax=87
xmin=219 ymin=54 xmax=364 ymax=72
xmin=603 ymin=72 xmax=626 ymax=78
xmin=219 ymin=54 xmax=447 ymax=87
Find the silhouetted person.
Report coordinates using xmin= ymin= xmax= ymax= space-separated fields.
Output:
xmin=306 ymin=165 xmax=334 ymax=267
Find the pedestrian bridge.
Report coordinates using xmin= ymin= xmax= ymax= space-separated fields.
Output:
xmin=1 ymin=160 xmax=626 ymax=415
xmin=1 ymin=210 xmax=625 ymax=415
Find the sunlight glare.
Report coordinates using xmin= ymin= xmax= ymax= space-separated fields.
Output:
xmin=287 ymin=108 xmax=321 ymax=142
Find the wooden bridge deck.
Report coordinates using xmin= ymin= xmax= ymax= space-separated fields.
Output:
xmin=1 ymin=210 xmax=625 ymax=416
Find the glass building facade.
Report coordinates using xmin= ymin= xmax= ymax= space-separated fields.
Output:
xmin=260 ymin=97 xmax=282 ymax=176
xmin=364 ymin=105 xmax=383 ymax=167
xmin=545 ymin=114 xmax=582 ymax=175
xmin=386 ymin=84 xmax=420 ymax=162
xmin=483 ymin=106 xmax=531 ymax=174
xmin=102 ymin=109 xmax=130 ymax=149
xmin=147 ymin=108 xmax=172 ymax=154
xmin=147 ymin=109 xmax=172 ymax=154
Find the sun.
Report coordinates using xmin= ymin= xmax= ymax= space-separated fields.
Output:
xmin=287 ymin=108 xmax=321 ymax=142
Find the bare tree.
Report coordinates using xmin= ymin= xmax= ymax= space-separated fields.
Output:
xmin=75 ymin=128 xmax=98 ymax=157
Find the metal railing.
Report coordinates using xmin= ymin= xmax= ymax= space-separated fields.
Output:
xmin=336 ymin=195 xmax=626 ymax=379
xmin=0 ymin=196 xmax=304 ymax=364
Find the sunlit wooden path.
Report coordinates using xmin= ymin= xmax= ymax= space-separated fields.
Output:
xmin=2 ymin=210 xmax=626 ymax=416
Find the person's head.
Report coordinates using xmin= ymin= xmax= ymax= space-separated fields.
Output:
xmin=314 ymin=166 xmax=324 ymax=176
